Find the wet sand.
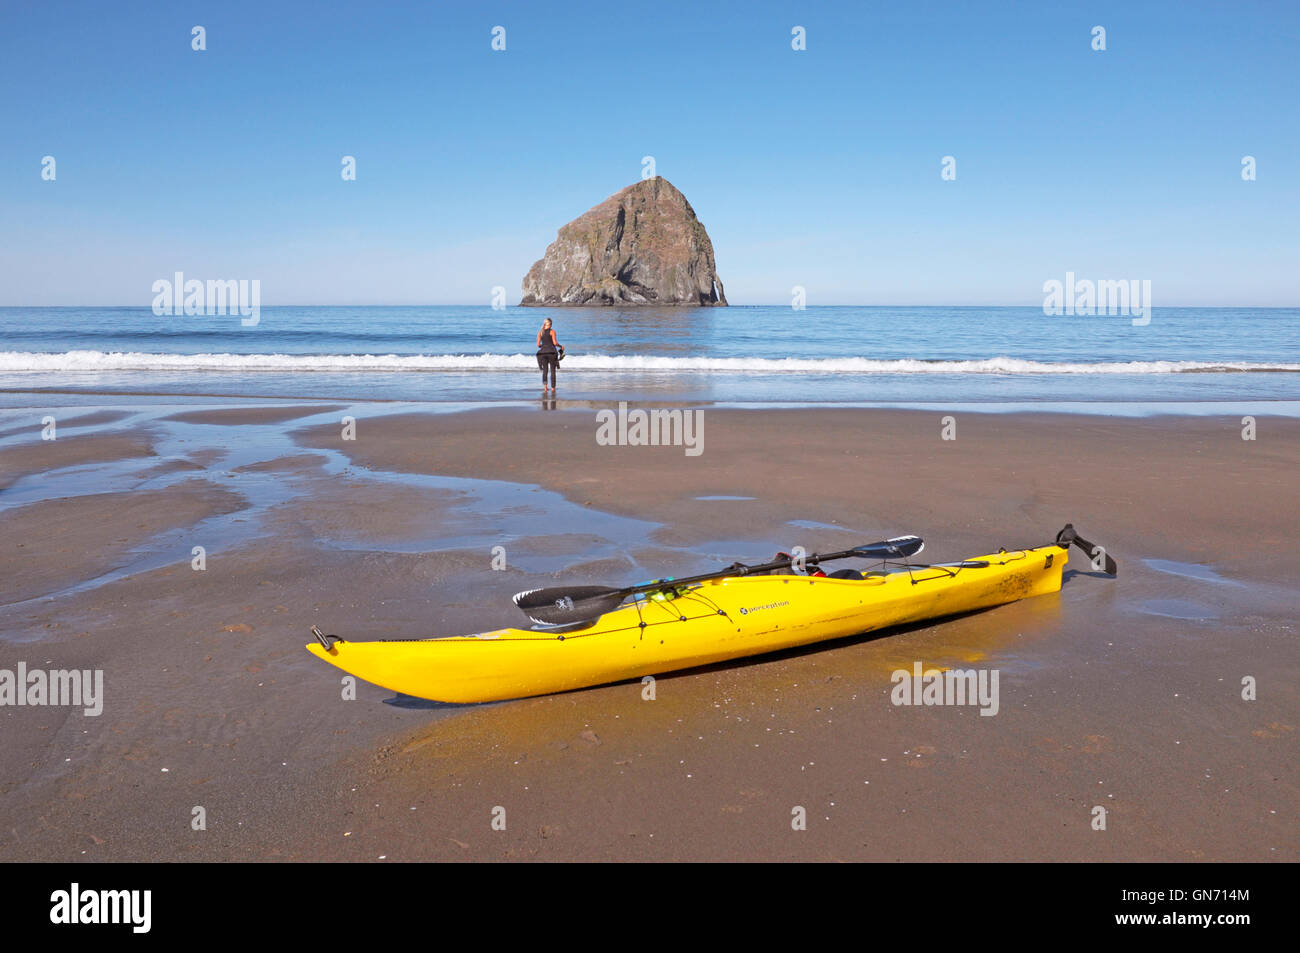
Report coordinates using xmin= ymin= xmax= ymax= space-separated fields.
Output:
xmin=0 ymin=401 xmax=1295 ymax=861
xmin=0 ymin=430 xmax=155 ymax=492
xmin=165 ymin=405 xmax=347 ymax=427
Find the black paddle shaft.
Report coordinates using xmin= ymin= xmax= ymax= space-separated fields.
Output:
xmin=652 ymin=537 xmax=924 ymax=588
xmin=514 ymin=535 xmax=923 ymax=626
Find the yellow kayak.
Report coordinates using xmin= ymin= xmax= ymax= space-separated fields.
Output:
xmin=306 ymin=526 xmax=1112 ymax=703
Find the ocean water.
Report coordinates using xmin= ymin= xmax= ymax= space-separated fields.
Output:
xmin=1 ymin=305 xmax=1297 ymax=408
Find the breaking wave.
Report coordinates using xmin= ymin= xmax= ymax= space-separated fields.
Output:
xmin=2 ymin=351 xmax=1298 ymax=374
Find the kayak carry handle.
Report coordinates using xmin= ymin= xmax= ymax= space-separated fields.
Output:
xmin=1055 ymin=524 xmax=1118 ymax=576
xmin=310 ymin=625 xmax=344 ymax=649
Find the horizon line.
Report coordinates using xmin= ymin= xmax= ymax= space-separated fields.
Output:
xmin=2 ymin=303 xmax=1298 ymax=310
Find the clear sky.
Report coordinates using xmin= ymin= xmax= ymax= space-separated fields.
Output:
xmin=1 ymin=0 xmax=1296 ymax=306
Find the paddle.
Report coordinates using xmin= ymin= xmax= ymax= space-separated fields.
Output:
xmin=1055 ymin=523 xmax=1118 ymax=575
xmin=514 ymin=535 xmax=924 ymax=626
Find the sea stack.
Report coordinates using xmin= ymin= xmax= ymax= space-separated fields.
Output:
xmin=520 ymin=178 xmax=726 ymax=307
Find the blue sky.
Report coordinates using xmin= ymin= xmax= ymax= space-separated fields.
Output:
xmin=1 ymin=0 xmax=1296 ymax=306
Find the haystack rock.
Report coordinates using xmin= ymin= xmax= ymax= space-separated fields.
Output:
xmin=520 ymin=178 xmax=726 ymax=307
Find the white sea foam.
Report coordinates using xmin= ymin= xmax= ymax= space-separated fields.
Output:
xmin=1 ymin=350 xmax=1297 ymax=374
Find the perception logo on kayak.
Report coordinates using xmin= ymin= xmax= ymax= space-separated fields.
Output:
xmin=739 ymin=600 xmax=789 ymax=616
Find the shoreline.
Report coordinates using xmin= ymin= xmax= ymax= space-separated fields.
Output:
xmin=4 ymin=387 xmax=1300 ymax=419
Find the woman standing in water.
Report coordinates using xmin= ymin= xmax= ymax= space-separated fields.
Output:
xmin=536 ymin=317 xmax=561 ymax=393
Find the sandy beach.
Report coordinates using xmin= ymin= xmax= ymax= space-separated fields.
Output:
xmin=0 ymin=401 xmax=1295 ymax=862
